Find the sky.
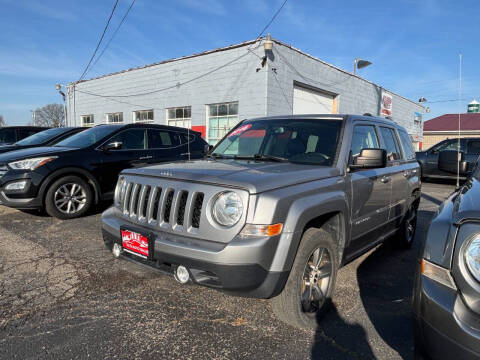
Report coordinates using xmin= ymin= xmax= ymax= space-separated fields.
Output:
xmin=0 ymin=0 xmax=479 ymax=125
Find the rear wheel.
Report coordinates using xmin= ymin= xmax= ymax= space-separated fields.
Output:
xmin=396 ymin=203 xmax=418 ymax=249
xmin=270 ymin=227 xmax=339 ymax=329
xmin=45 ymin=175 xmax=93 ymax=219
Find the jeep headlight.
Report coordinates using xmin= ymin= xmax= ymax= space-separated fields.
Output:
xmin=465 ymin=234 xmax=480 ymax=282
xmin=212 ymin=191 xmax=243 ymax=227
xmin=8 ymin=156 xmax=57 ymax=171
xmin=114 ymin=177 xmax=127 ymax=207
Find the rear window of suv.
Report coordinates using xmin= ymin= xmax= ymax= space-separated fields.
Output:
xmin=398 ymin=130 xmax=416 ymax=160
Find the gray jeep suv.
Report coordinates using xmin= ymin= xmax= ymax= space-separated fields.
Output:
xmin=102 ymin=114 xmax=421 ymax=328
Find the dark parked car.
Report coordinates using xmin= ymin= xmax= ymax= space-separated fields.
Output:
xmin=416 ymin=137 xmax=480 ymax=180
xmin=102 ymin=114 xmax=421 ymax=328
xmin=413 ymin=153 xmax=480 ymax=359
xmin=0 ymin=126 xmax=49 ymax=145
xmin=0 ymin=123 xmax=207 ymax=219
xmin=0 ymin=127 xmax=86 ymax=155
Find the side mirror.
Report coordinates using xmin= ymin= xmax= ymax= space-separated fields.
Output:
xmin=103 ymin=141 xmax=123 ymax=152
xmin=438 ymin=150 xmax=468 ymax=175
xmin=350 ymin=148 xmax=387 ymax=170
xmin=203 ymin=144 xmax=213 ymax=155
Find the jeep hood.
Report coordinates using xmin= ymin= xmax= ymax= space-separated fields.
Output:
xmin=123 ymin=159 xmax=340 ymax=194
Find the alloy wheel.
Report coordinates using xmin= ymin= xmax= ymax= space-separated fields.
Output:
xmin=54 ymin=183 xmax=87 ymax=214
xmin=301 ymin=246 xmax=332 ymax=313
xmin=406 ymin=208 xmax=417 ymax=244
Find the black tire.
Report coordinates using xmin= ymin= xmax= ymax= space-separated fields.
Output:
xmin=396 ymin=202 xmax=418 ymax=249
xmin=45 ymin=175 xmax=93 ymax=220
xmin=270 ymin=227 xmax=339 ymax=329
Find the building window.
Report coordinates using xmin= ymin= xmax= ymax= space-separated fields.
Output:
xmin=207 ymin=102 xmax=239 ymax=145
xmin=106 ymin=112 xmax=123 ymax=124
xmin=81 ymin=115 xmax=94 ymax=127
xmin=133 ymin=110 xmax=154 ymax=123
xmin=166 ymin=106 xmax=191 ymax=128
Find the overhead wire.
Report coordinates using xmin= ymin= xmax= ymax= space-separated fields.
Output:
xmin=251 ymin=0 xmax=288 ymax=43
xmin=78 ymin=48 xmax=255 ymax=98
xmin=74 ymin=0 xmax=289 ymax=116
xmin=78 ymin=0 xmax=119 ymax=81
xmin=85 ymin=0 xmax=136 ymax=78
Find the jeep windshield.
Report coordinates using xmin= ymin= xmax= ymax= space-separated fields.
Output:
xmin=211 ymin=118 xmax=343 ymax=166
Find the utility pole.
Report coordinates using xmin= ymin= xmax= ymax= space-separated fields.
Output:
xmin=30 ymin=110 xmax=36 ymax=126
xmin=457 ymin=53 xmax=462 ymax=188
xmin=56 ymin=84 xmax=68 ymax=127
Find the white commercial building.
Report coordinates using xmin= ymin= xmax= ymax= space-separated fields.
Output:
xmin=67 ymin=37 xmax=423 ymax=146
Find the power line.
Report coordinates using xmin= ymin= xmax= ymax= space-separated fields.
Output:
xmin=78 ymin=0 xmax=119 ymax=81
xmin=85 ymin=0 xmax=136 ymax=77
xmin=75 ymin=88 xmax=160 ymax=110
xmin=274 ymin=48 xmax=352 ymax=89
xmin=253 ymin=0 xmax=288 ymax=41
xmin=74 ymin=0 xmax=287 ymax=99
xmin=79 ymin=47 xmax=256 ymax=98
xmin=271 ymin=69 xmax=293 ymax=113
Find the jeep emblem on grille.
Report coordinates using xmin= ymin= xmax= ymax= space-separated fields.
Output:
xmin=159 ymin=171 xmax=173 ymax=177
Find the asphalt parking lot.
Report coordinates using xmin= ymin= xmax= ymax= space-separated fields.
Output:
xmin=0 ymin=181 xmax=455 ymax=360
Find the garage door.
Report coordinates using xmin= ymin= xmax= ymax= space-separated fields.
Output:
xmin=293 ymin=85 xmax=334 ymax=114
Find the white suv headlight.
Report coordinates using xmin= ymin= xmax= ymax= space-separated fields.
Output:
xmin=212 ymin=191 xmax=243 ymax=227
xmin=8 ymin=156 xmax=57 ymax=171
xmin=465 ymin=234 xmax=480 ymax=282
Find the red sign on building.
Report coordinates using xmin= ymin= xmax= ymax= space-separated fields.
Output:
xmin=381 ymin=92 xmax=393 ymax=116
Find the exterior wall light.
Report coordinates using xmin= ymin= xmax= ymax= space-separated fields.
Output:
xmin=264 ymin=33 xmax=273 ymax=52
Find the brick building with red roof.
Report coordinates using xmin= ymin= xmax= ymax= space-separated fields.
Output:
xmin=422 ymin=112 xmax=480 ymax=149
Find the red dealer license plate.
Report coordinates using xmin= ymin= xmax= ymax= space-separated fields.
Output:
xmin=121 ymin=229 xmax=149 ymax=258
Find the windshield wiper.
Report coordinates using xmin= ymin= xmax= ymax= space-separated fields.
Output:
xmin=234 ymin=154 xmax=289 ymax=162
xmin=208 ymin=153 xmax=233 ymax=159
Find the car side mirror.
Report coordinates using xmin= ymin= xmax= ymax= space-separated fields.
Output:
xmin=203 ymin=144 xmax=213 ymax=155
xmin=103 ymin=141 xmax=123 ymax=152
xmin=438 ymin=150 xmax=468 ymax=175
xmin=350 ymin=148 xmax=387 ymax=170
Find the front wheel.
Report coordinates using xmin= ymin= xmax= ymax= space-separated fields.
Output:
xmin=270 ymin=227 xmax=339 ymax=329
xmin=45 ymin=175 xmax=93 ymax=219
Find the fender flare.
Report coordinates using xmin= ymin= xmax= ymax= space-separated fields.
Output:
xmin=269 ymin=191 xmax=348 ymax=273
xmin=38 ymin=167 xmax=102 ymax=205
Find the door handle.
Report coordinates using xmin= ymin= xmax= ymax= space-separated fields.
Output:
xmin=380 ymin=176 xmax=391 ymax=183
xmin=139 ymin=156 xmax=153 ymax=160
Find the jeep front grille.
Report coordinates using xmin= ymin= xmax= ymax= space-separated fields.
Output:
xmin=121 ymin=182 xmax=205 ymax=231
xmin=118 ymin=175 xmax=248 ymax=242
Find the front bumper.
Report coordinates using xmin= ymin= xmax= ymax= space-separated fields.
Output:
xmin=413 ymin=271 xmax=480 ymax=359
xmin=102 ymin=207 xmax=288 ymax=298
xmin=0 ymin=166 xmax=48 ymax=209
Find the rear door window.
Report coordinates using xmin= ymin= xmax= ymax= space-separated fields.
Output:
xmin=380 ymin=127 xmax=402 ymax=161
xmin=398 ymin=130 xmax=416 ymax=160
xmin=147 ymin=129 xmax=181 ymax=149
xmin=467 ymin=140 xmax=480 ymax=155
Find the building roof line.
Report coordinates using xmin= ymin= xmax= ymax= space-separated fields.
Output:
xmin=270 ymin=39 xmax=421 ymax=107
xmin=69 ymin=39 xmax=261 ymax=86
xmin=70 ymin=36 xmax=421 ymax=107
